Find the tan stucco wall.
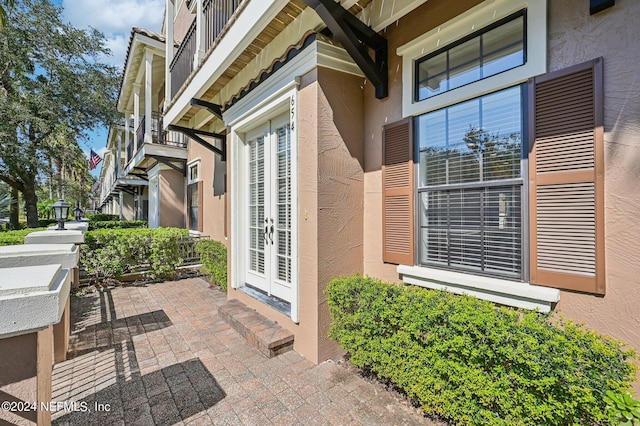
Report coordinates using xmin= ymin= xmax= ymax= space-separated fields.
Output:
xmin=547 ymin=0 xmax=640 ymax=388
xmin=315 ymin=67 xmax=365 ymax=360
xmin=362 ymin=0 xmax=483 ymax=282
xmin=173 ymin=1 xmax=194 ymax=44
xmin=121 ymin=191 xmax=135 ymax=221
xmin=158 ymin=168 xmax=185 ymax=228
xmin=187 ymin=140 xmax=227 ymax=243
xmin=0 ymin=333 xmax=38 ymax=425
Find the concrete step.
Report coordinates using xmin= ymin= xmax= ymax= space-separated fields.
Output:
xmin=218 ymin=299 xmax=294 ymax=358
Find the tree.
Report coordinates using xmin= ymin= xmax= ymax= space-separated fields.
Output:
xmin=0 ymin=0 xmax=118 ymax=227
xmin=0 ymin=0 xmax=14 ymax=28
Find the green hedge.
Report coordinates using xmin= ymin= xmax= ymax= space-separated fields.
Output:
xmin=88 ymin=220 xmax=148 ymax=230
xmin=0 ymin=228 xmax=47 ymax=246
xmin=1 ymin=219 xmax=57 ymax=231
xmin=81 ymin=227 xmax=189 ymax=280
xmin=86 ymin=213 xmax=119 ymax=222
xmin=327 ymin=275 xmax=638 ymax=426
xmin=194 ymin=239 xmax=227 ymax=290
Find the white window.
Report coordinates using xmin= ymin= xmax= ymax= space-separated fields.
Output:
xmin=396 ymin=0 xmax=560 ymax=312
xmin=417 ymin=85 xmax=524 ymax=279
xmin=188 ymin=161 xmax=199 ymax=183
xmin=187 ymin=160 xmax=201 ymax=232
xmin=398 ymin=0 xmax=546 ymax=118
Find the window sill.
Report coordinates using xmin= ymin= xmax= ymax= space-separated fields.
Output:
xmin=397 ymin=265 xmax=560 ymax=313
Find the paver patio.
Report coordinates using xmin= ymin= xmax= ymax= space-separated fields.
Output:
xmin=49 ymin=278 xmax=439 ymax=425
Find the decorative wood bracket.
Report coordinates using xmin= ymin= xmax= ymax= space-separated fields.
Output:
xmin=302 ymin=0 xmax=388 ymax=98
xmin=168 ymin=125 xmax=226 ymax=161
xmin=148 ymin=155 xmax=187 ymax=176
xmin=190 ymin=98 xmax=223 ymax=120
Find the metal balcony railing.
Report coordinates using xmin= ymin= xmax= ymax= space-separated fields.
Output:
xmin=169 ymin=0 xmax=242 ymax=99
xmin=126 ymin=112 xmax=187 ymax=164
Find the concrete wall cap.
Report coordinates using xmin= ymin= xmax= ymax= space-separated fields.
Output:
xmin=0 ymin=244 xmax=79 ymax=269
xmin=0 ymin=265 xmax=70 ymax=338
xmin=24 ymin=229 xmax=85 ymax=245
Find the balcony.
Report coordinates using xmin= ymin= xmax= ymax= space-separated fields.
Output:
xmin=170 ymin=0 xmax=242 ymax=99
xmin=127 ymin=112 xmax=188 ymax=165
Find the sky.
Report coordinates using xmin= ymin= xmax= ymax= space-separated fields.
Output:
xmin=51 ymin=0 xmax=165 ymax=177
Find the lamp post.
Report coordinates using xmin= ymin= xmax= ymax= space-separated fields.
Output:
xmin=52 ymin=199 xmax=70 ymax=230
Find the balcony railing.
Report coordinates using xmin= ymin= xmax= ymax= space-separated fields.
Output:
xmin=169 ymin=0 xmax=242 ymax=99
xmin=170 ymin=19 xmax=197 ymax=99
xmin=126 ymin=112 xmax=188 ymax=164
xmin=203 ymin=0 xmax=242 ymax=52
xmin=135 ymin=111 xmax=161 ymax=150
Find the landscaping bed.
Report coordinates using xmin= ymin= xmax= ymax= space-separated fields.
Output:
xmin=327 ymin=274 xmax=639 ymax=426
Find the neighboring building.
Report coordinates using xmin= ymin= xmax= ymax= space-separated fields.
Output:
xmin=162 ymin=0 xmax=639 ymax=376
xmin=99 ymin=27 xmax=188 ymax=227
xmin=98 ymin=121 xmax=146 ymax=220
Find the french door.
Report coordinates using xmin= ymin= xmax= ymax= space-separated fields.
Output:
xmin=245 ymin=114 xmax=292 ymax=302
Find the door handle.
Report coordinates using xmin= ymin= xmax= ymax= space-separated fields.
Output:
xmin=269 ymin=218 xmax=275 ymax=245
xmin=264 ymin=218 xmax=269 ymax=244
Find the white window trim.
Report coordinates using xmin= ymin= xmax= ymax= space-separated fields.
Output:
xmin=187 ymin=158 xmax=201 ymax=184
xmin=398 ymin=265 xmax=560 ymax=313
xmin=397 ymin=0 xmax=546 ymax=118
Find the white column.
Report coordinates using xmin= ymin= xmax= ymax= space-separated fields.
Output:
xmin=195 ymin=0 xmax=205 ymax=66
xmin=116 ymin=132 xmax=122 ymax=177
xmin=144 ymin=50 xmax=153 ymax=144
xmin=119 ymin=191 xmax=124 ymax=220
xmin=133 ymin=84 xmax=141 ymax=135
xmin=125 ymin=114 xmax=131 ymax=153
xmin=165 ymin=0 xmax=175 ymax=108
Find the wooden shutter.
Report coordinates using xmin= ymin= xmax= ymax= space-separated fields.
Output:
xmin=529 ymin=58 xmax=605 ymax=294
xmin=382 ymin=118 xmax=414 ymax=264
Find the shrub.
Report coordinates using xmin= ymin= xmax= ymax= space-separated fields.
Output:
xmin=88 ymin=220 xmax=147 ymax=230
xmin=194 ymin=239 xmax=227 ymax=290
xmin=0 ymin=228 xmax=47 ymax=245
xmin=38 ymin=219 xmax=58 ymax=227
xmin=326 ymin=275 xmax=639 ymax=426
xmin=81 ymin=227 xmax=189 ymax=280
xmin=86 ymin=213 xmax=119 ymax=222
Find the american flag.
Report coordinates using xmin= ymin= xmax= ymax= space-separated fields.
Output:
xmin=88 ymin=149 xmax=102 ymax=170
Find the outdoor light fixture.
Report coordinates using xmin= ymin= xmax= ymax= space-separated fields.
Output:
xmin=74 ymin=206 xmax=83 ymax=222
xmin=53 ymin=199 xmax=70 ymax=230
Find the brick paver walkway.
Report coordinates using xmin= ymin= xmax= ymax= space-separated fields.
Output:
xmin=51 ymin=278 xmax=438 ymax=425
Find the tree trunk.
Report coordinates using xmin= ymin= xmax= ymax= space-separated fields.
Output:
xmin=10 ymin=187 xmax=19 ymax=229
xmin=22 ymin=181 xmax=39 ymax=228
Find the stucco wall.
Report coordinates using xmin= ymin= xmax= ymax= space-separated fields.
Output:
xmin=547 ymin=0 xmax=640 ymax=387
xmin=292 ymin=68 xmax=321 ymax=362
xmin=173 ymin=1 xmax=194 ymax=44
xmin=121 ymin=192 xmax=135 ymax=221
xmin=158 ymin=168 xmax=185 ymax=228
xmin=187 ymin=140 xmax=227 ymax=243
xmin=0 ymin=333 xmax=37 ymax=424
xmin=316 ymin=67 xmax=365 ymax=361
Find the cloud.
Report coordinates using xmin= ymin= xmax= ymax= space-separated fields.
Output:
xmin=62 ymin=0 xmax=164 ymax=35
xmin=99 ymin=34 xmax=131 ymax=67
xmin=62 ymin=0 xmax=165 ymax=67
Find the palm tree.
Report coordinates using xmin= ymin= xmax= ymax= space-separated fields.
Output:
xmin=0 ymin=0 xmax=14 ymax=28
